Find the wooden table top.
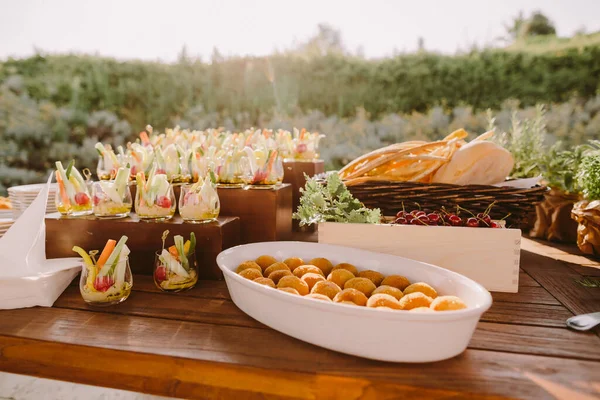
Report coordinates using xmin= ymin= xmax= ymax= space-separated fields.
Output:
xmin=1 ymin=238 xmax=599 ymax=399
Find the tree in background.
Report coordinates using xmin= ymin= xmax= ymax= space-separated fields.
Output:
xmin=502 ymin=10 xmax=556 ymax=43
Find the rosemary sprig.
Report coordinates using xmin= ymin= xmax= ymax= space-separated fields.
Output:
xmin=574 ymin=277 xmax=600 ymax=288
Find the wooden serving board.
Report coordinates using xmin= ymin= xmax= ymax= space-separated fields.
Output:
xmin=217 ymin=184 xmax=292 ymax=244
xmin=318 ymin=222 xmax=521 ymax=293
xmin=45 ymin=214 xmax=240 ymax=280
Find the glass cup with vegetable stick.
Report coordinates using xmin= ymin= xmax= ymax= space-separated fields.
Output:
xmin=92 ymin=165 xmax=133 ymax=218
xmin=73 ymin=236 xmax=133 ymax=306
xmin=289 ymin=128 xmax=325 ymax=162
xmin=55 ymin=160 xmax=93 ymax=217
xmin=243 ymin=147 xmax=284 ymax=189
xmin=134 ymin=166 xmax=176 ymax=221
xmin=216 ymin=149 xmax=251 ymax=188
xmin=179 ymin=172 xmax=220 ymax=223
xmin=154 ymin=230 xmax=199 ymax=292
xmin=95 ymin=143 xmax=121 ymax=180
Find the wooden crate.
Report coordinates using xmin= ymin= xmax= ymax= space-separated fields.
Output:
xmin=318 ymin=222 xmax=521 ymax=293
xmin=45 ymin=214 xmax=240 ymax=280
xmin=217 ymin=184 xmax=292 ymax=244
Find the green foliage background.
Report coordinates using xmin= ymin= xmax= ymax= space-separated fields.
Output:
xmin=1 ymin=45 xmax=600 ymax=194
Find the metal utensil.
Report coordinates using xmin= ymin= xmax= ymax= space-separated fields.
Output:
xmin=566 ymin=312 xmax=600 ymax=331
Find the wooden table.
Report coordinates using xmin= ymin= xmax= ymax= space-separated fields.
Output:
xmin=1 ymin=238 xmax=599 ymax=399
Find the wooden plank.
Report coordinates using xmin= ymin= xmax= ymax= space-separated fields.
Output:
xmin=0 ymin=336 xmax=511 ymax=400
xmin=53 ymin=285 xmax=263 ymax=329
xmin=520 ymin=251 xmax=600 ymax=318
xmin=492 ymin=287 xmax=560 ymax=305
xmin=46 ymin=214 xmax=240 ymax=279
xmin=132 ymin=275 xmax=232 ymax=300
xmin=519 ymin=270 xmax=540 ymax=287
xmin=1 ymin=308 xmax=600 ymax=399
xmin=64 ymin=276 xmax=568 ymax=329
xmin=521 ymin=238 xmax=600 ymax=269
xmin=471 ymin=322 xmax=600 ymax=361
xmin=482 ymin=302 xmax=572 ymax=328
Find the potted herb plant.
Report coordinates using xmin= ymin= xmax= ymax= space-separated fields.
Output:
xmin=572 ymin=142 xmax=600 ymax=256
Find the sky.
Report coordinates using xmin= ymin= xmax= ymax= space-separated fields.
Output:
xmin=1 ymin=0 xmax=599 ymax=62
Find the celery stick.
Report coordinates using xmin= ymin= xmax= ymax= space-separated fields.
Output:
xmin=55 ymin=161 xmax=76 ymax=201
xmin=71 ymin=166 xmax=88 ymax=192
xmin=174 ymin=235 xmax=189 ymax=271
xmin=188 ymin=233 xmax=196 ymax=256
xmin=113 ymin=166 xmax=130 ymax=197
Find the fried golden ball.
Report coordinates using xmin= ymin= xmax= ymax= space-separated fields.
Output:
xmin=327 ymin=269 xmax=355 ymax=289
xmin=372 ymin=285 xmax=404 ymax=300
xmin=263 ymin=262 xmax=291 ymax=277
xmin=239 ymin=268 xmax=262 ymax=280
xmin=301 ymin=272 xmax=325 ymax=291
xmin=310 ymin=280 xmax=342 ymax=300
xmin=366 ymin=293 xmax=402 ymax=310
xmin=380 ymin=275 xmax=411 ymax=291
xmin=278 ymin=287 xmax=300 ymax=295
xmin=306 ymin=293 xmax=332 ymax=302
xmin=332 ymin=263 xmax=359 ymax=276
xmin=283 ymin=257 xmax=304 ymax=272
xmin=253 ymin=277 xmax=275 ymax=288
xmin=267 ymin=269 xmax=292 ymax=284
xmin=308 ymin=258 xmax=334 ymax=276
xmin=333 ymin=288 xmax=368 ymax=306
xmin=403 ymin=282 xmax=438 ymax=299
xmin=277 ymin=275 xmax=310 ymax=296
xmin=430 ymin=296 xmax=467 ymax=311
xmin=293 ymin=265 xmax=325 ymax=278
xmin=358 ymin=270 xmax=385 ymax=286
xmin=409 ymin=307 xmax=435 ymax=313
xmin=399 ymin=292 xmax=433 ymax=310
xmin=344 ymin=277 xmax=377 ymax=297
xmin=255 ymin=255 xmax=278 ymax=271
xmin=236 ymin=261 xmax=262 ymax=274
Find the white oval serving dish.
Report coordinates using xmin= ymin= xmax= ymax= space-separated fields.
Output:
xmin=216 ymin=241 xmax=492 ymax=362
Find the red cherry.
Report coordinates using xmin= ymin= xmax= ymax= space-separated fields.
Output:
xmin=477 ymin=213 xmax=492 ymax=226
xmin=156 ymin=168 xmax=166 ymax=175
xmin=155 ymin=266 xmax=167 ymax=282
xmin=296 ymin=143 xmax=307 ymax=153
xmin=405 ymin=214 xmax=414 ymax=223
xmin=448 ymin=215 xmax=462 ymax=226
xmin=156 ymin=196 xmax=172 ymax=208
xmin=394 ymin=217 xmax=408 ymax=225
xmin=411 ymin=210 xmax=426 ymax=217
xmin=130 ymin=165 xmax=138 ymax=176
xmin=75 ymin=192 xmax=90 ymax=206
xmin=427 ymin=213 xmax=440 ymax=224
xmin=491 ymin=222 xmax=501 ymax=228
xmin=411 ymin=216 xmax=430 ymax=225
xmin=466 ymin=217 xmax=480 ymax=227
xmin=396 ymin=210 xmax=407 ymax=218
xmin=93 ymin=195 xmax=101 ymax=206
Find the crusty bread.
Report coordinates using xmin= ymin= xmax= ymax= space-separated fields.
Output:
xmin=431 ymin=141 xmax=514 ymax=185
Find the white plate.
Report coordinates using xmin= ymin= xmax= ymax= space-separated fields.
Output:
xmin=217 ymin=241 xmax=492 ymax=363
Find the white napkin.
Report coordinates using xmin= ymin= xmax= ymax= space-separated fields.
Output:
xmin=0 ymin=174 xmax=80 ymax=309
xmin=493 ymin=176 xmax=543 ymax=189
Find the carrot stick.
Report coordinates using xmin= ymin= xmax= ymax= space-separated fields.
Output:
xmin=96 ymin=239 xmax=116 ymax=271
xmin=266 ymin=150 xmax=278 ymax=175
xmin=55 ymin=171 xmax=70 ymax=206
xmin=168 ymin=245 xmax=178 ymax=258
xmin=131 ymin=151 xmax=141 ymax=163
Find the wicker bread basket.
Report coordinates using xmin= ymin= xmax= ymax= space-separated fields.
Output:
xmin=346 ymin=180 xmax=547 ymax=228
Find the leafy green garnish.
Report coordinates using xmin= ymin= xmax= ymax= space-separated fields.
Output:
xmin=578 ymin=142 xmax=600 ymax=201
xmin=293 ymin=172 xmax=381 ymax=226
xmin=540 ymin=142 xmax=586 ymax=194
